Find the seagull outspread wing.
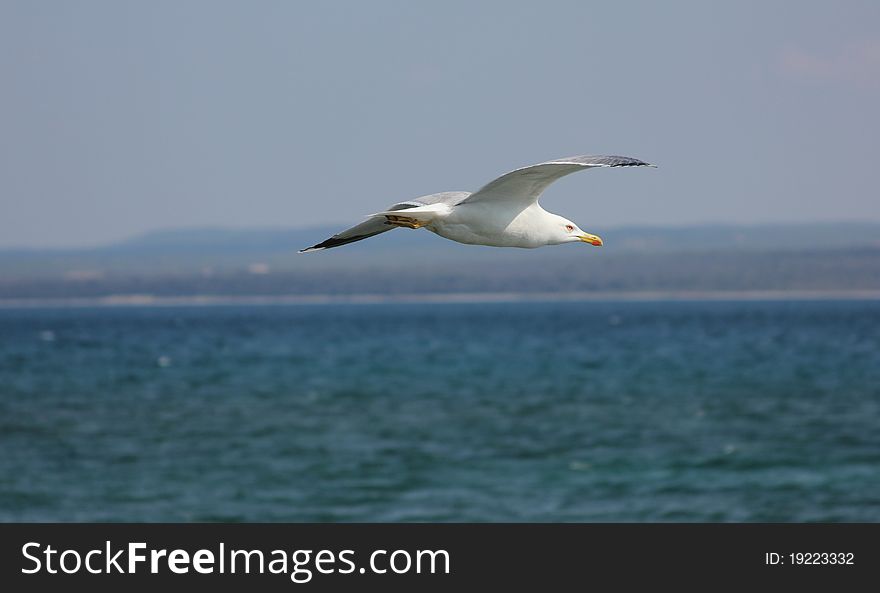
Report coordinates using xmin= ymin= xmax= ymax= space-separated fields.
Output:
xmin=298 ymin=216 xmax=393 ymax=253
xmin=299 ymin=191 xmax=469 ymax=253
xmin=459 ymin=155 xmax=655 ymax=211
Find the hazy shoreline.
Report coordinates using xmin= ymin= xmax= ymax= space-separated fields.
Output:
xmin=1 ymin=289 xmax=878 ymax=309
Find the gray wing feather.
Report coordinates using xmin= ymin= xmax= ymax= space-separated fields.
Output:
xmin=299 ymin=191 xmax=471 ymax=252
xmin=393 ymin=191 xmax=471 ymax=209
xmin=299 ymin=217 xmax=392 ymax=252
xmin=460 ymin=154 xmax=654 ymax=208
xmin=550 ymin=155 xmax=654 ymax=168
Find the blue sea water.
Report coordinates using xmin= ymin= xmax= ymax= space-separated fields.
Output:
xmin=0 ymin=300 xmax=878 ymax=522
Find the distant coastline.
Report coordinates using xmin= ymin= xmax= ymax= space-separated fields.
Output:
xmin=3 ymin=223 xmax=878 ymax=303
xmin=2 ymin=289 xmax=878 ymax=309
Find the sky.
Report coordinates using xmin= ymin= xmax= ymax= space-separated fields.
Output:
xmin=1 ymin=1 xmax=878 ymax=248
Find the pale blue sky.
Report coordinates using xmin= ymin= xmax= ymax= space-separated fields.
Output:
xmin=1 ymin=1 xmax=878 ymax=247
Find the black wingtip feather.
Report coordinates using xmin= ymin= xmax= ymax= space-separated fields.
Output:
xmin=298 ymin=231 xmax=385 ymax=253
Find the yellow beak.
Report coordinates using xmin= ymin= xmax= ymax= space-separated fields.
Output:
xmin=578 ymin=233 xmax=603 ymax=246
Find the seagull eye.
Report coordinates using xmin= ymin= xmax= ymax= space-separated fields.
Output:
xmin=565 ymin=224 xmax=574 ymax=232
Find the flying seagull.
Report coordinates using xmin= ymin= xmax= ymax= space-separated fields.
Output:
xmin=300 ymin=154 xmax=655 ymax=253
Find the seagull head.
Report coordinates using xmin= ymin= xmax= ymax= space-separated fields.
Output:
xmin=551 ymin=216 xmax=603 ymax=247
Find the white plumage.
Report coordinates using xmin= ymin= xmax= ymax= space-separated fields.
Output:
xmin=300 ymin=154 xmax=655 ymax=253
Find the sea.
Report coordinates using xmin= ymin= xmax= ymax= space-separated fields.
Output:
xmin=1 ymin=299 xmax=878 ymax=522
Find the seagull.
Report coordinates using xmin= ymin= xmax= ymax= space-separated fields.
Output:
xmin=300 ymin=154 xmax=655 ymax=253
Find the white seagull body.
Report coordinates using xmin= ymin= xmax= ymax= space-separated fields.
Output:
xmin=300 ymin=154 xmax=655 ymax=253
